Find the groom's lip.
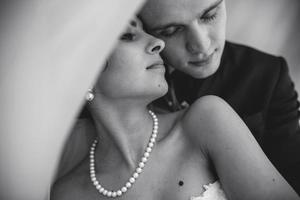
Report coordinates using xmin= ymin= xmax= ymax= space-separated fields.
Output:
xmin=189 ymin=52 xmax=214 ymax=67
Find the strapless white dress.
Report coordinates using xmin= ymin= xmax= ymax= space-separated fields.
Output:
xmin=190 ymin=181 xmax=228 ymax=200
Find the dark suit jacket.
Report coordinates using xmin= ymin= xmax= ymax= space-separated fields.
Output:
xmin=153 ymin=41 xmax=300 ymax=194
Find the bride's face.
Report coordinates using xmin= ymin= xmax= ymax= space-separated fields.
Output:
xmin=95 ymin=18 xmax=168 ymax=100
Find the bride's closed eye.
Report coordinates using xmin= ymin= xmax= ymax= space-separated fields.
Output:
xmin=120 ymin=32 xmax=136 ymax=41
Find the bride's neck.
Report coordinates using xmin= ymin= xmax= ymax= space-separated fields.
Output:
xmin=88 ymin=101 xmax=154 ymax=170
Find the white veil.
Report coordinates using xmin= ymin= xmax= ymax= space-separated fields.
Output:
xmin=0 ymin=1 xmax=145 ymax=199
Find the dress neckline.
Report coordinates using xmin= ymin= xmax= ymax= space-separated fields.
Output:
xmin=190 ymin=181 xmax=227 ymax=200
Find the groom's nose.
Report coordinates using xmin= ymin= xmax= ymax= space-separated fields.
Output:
xmin=186 ymin=22 xmax=210 ymax=55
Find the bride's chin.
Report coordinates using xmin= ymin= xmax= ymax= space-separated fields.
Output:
xmin=160 ymin=82 xmax=169 ymax=95
xmin=153 ymin=81 xmax=169 ymax=98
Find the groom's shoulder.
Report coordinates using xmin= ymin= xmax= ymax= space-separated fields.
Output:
xmin=223 ymin=41 xmax=284 ymax=74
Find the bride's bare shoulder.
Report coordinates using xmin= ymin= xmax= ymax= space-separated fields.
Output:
xmin=183 ymin=95 xmax=233 ymax=124
xmin=181 ymin=95 xmax=240 ymax=146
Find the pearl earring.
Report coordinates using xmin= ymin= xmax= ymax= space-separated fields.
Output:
xmin=86 ymin=89 xmax=94 ymax=102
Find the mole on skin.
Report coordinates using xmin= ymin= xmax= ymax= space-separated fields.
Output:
xmin=178 ymin=180 xmax=184 ymax=186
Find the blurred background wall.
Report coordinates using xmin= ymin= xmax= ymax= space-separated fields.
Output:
xmin=226 ymin=0 xmax=300 ymax=94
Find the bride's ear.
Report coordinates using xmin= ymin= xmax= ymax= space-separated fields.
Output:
xmin=104 ymin=61 xmax=109 ymax=71
xmin=100 ymin=60 xmax=109 ymax=73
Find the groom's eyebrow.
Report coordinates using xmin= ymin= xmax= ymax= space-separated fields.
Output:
xmin=202 ymin=0 xmax=223 ymax=16
xmin=150 ymin=0 xmax=223 ymax=32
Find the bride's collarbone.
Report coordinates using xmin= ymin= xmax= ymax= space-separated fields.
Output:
xmin=75 ymin=149 xmax=213 ymax=200
xmin=62 ymin=112 xmax=212 ymax=200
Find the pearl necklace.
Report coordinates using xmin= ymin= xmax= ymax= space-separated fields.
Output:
xmin=89 ymin=110 xmax=158 ymax=198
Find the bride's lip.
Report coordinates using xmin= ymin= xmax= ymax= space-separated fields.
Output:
xmin=146 ymin=61 xmax=165 ymax=70
xmin=189 ymin=53 xmax=214 ymax=66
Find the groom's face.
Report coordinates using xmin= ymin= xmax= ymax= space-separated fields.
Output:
xmin=139 ymin=0 xmax=226 ymax=79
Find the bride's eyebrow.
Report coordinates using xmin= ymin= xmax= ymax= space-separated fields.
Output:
xmin=130 ymin=20 xmax=137 ymax=27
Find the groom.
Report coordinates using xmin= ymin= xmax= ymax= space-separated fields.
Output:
xmin=139 ymin=0 xmax=300 ymax=193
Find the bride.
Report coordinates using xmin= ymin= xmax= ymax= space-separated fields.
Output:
xmin=51 ymin=17 xmax=299 ymax=200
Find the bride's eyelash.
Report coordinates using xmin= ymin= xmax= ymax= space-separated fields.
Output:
xmin=120 ymin=33 xmax=136 ymax=41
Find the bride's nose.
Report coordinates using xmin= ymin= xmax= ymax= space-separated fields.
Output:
xmin=146 ymin=37 xmax=165 ymax=54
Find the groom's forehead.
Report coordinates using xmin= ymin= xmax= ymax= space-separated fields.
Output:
xmin=139 ymin=0 xmax=213 ymax=28
xmin=139 ymin=0 xmax=175 ymax=29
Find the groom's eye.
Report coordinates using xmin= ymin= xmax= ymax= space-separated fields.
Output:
xmin=120 ymin=33 xmax=136 ymax=41
xmin=157 ymin=26 xmax=183 ymax=37
xmin=201 ymin=8 xmax=218 ymax=23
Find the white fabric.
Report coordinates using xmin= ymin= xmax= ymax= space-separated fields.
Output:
xmin=0 ymin=1 xmax=145 ymax=199
xmin=190 ymin=181 xmax=228 ymax=200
